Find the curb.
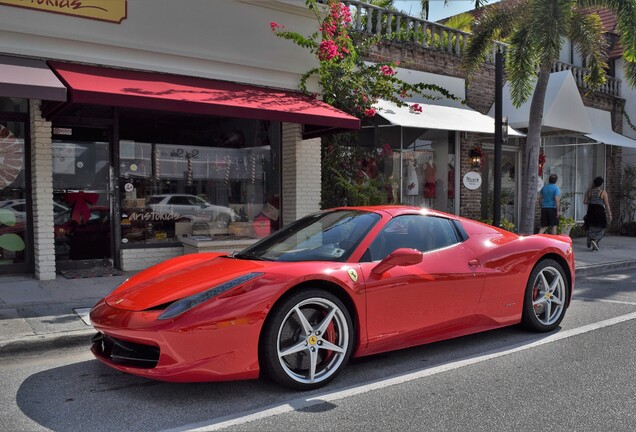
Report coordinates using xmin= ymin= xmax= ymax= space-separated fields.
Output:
xmin=574 ymin=260 xmax=636 ymax=277
xmin=0 ymin=329 xmax=95 ymax=359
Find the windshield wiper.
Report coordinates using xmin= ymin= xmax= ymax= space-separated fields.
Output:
xmin=232 ymin=251 xmax=270 ymax=261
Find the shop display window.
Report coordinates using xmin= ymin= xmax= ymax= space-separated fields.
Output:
xmin=543 ymin=136 xmax=605 ymax=221
xmin=0 ymin=118 xmax=28 ymax=268
xmin=324 ymin=127 xmax=455 ymax=212
xmin=401 ymin=129 xmax=455 ymax=213
xmin=118 ymin=115 xmax=280 ymax=246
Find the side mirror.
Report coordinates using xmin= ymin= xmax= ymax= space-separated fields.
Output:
xmin=372 ymin=248 xmax=423 ymax=275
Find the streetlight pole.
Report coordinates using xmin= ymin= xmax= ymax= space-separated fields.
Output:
xmin=493 ymin=47 xmax=505 ymax=227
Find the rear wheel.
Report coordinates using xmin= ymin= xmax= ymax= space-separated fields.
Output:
xmin=215 ymin=213 xmax=231 ymax=228
xmin=260 ymin=289 xmax=354 ymax=390
xmin=521 ymin=259 xmax=568 ymax=332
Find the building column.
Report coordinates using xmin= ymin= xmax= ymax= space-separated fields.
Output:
xmin=29 ymin=100 xmax=56 ymax=280
xmin=281 ymin=123 xmax=321 ymax=227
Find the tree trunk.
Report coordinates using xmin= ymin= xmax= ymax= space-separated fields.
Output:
xmin=519 ymin=67 xmax=551 ymax=235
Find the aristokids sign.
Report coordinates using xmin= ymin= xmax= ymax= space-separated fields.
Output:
xmin=0 ymin=0 xmax=127 ymax=23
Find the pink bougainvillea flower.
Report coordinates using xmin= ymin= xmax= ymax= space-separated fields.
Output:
xmin=270 ymin=22 xmax=284 ymax=32
xmin=380 ymin=65 xmax=395 ymax=76
xmin=318 ymin=39 xmax=339 ymax=61
xmin=364 ymin=107 xmax=377 ymax=117
xmin=410 ymin=103 xmax=423 ymax=113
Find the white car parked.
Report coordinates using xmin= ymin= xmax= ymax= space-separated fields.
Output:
xmin=146 ymin=194 xmax=238 ymax=228
xmin=0 ymin=199 xmax=68 ymax=224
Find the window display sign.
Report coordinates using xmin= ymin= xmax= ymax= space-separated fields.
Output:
xmin=0 ymin=0 xmax=127 ymax=23
xmin=463 ymin=171 xmax=482 ymax=190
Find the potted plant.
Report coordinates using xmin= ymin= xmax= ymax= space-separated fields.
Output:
xmin=558 ymin=192 xmax=577 ymax=236
xmin=558 ymin=215 xmax=576 ymax=236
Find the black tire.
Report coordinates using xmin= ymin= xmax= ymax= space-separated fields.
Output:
xmin=260 ymin=289 xmax=354 ymax=390
xmin=216 ymin=213 xmax=231 ymax=228
xmin=521 ymin=258 xmax=569 ymax=332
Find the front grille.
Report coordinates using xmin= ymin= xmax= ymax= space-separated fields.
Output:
xmin=91 ymin=332 xmax=160 ymax=368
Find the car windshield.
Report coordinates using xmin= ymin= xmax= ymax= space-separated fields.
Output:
xmin=235 ymin=210 xmax=380 ymax=262
xmin=146 ymin=196 xmax=165 ymax=205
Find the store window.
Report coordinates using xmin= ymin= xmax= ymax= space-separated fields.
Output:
xmin=118 ymin=112 xmax=280 ymax=246
xmin=401 ymin=129 xmax=456 ymax=213
xmin=324 ymin=127 xmax=456 ymax=213
xmin=543 ymin=136 xmax=605 ymax=221
xmin=0 ymin=97 xmax=29 ymax=270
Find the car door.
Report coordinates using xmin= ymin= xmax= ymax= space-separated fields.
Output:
xmin=360 ymin=214 xmax=485 ymax=352
xmin=168 ymin=195 xmax=196 ymax=219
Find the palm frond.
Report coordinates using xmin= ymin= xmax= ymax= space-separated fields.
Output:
xmin=444 ymin=12 xmax=474 ymax=32
xmin=569 ymin=9 xmax=608 ymax=88
xmin=506 ymin=26 xmax=538 ymax=108
xmin=529 ymin=0 xmax=571 ymax=68
xmin=463 ymin=2 xmax=525 ymax=75
xmin=576 ymin=0 xmax=636 ymax=87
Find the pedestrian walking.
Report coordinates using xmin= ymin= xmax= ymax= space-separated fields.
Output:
xmin=583 ymin=176 xmax=612 ymax=251
xmin=538 ymin=173 xmax=561 ymax=235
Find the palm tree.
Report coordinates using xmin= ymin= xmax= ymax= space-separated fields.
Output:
xmin=420 ymin=1 xmax=490 ymax=20
xmin=464 ymin=0 xmax=636 ymax=234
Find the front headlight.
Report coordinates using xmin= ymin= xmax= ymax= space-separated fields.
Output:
xmin=157 ymin=272 xmax=263 ymax=320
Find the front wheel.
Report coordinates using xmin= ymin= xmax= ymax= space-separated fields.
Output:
xmin=521 ymin=259 xmax=569 ymax=332
xmin=260 ymin=289 xmax=354 ymax=390
xmin=215 ymin=213 xmax=231 ymax=228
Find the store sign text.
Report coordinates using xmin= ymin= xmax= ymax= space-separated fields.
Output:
xmin=0 ymin=0 xmax=127 ymax=23
xmin=128 ymin=211 xmax=181 ymax=222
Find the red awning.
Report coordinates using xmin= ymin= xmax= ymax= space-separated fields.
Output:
xmin=47 ymin=62 xmax=359 ymax=129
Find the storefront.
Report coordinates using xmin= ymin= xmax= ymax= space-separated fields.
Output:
xmin=42 ymin=60 xmax=358 ymax=274
xmin=497 ymin=71 xmax=636 ymax=228
xmin=48 ymin=105 xmax=284 ymax=271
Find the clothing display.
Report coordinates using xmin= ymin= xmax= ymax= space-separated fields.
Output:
xmin=423 ymin=159 xmax=436 ymax=198
xmin=405 ymin=158 xmax=419 ymax=196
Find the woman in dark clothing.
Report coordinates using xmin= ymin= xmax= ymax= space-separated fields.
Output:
xmin=583 ymin=176 xmax=612 ymax=251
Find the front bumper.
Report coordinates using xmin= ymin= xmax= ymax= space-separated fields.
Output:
xmin=89 ymin=298 xmax=261 ymax=382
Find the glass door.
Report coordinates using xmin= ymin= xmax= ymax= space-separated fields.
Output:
xmin=52 ymin=127 xmax=112 ymax=269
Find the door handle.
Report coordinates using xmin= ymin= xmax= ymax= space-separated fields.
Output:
xmin=468 ymin=259 xmax=480 ymax=268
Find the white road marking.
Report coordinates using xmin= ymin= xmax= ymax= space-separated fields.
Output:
xmin=164 ymin=311 xmax=636 ymax=432
xmin=73 ymin=308 xmax=93 ymax=326
xmin=574 ymin=297 xmax=636 ymax=306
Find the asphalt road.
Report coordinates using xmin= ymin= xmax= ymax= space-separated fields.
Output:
xmin=1 ymin=269 xmax=635 ymax=432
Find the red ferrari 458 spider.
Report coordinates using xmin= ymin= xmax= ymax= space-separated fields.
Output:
xmin=90 ymin=205 xmax=575 ymax=390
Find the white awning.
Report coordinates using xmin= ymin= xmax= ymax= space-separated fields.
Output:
xmin=490 ymin=70 xmax=592 ymax=133
xmin=0 ymin=55 xmax=66 ymax=101
xmin=584 ymin=107 xmax=636 ymax=149
xmin=374 ymin=99 xmax=524 ymax=136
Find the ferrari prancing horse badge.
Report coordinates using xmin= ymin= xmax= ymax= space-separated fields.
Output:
xmin=347 ymin=268 xmax=358 ymax=283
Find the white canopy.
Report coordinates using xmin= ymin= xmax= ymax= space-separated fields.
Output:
xmin=584 ymin=107 xmax=636 ymax=149
xmin=374 ymin=99 xmax=524 ymax=136
xmin=490 ymin=70 xmax=592 ymax=133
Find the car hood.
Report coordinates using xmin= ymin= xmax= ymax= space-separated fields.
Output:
xmin=105 ymin=256 xmax=271 ymax=311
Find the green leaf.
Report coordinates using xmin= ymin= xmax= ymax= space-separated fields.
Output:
xmin=0 ymin=234 xmax=26 ymax=252
xmin=0 ymin=209 xmax=16 ymax=227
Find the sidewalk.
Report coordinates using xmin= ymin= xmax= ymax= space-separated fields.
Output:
xmin=1 ymin=235 xmax=636 ymax=358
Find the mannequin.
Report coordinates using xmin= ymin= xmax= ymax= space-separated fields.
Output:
xmin=405 ymin=155 xmax=419 ymax=196
xmin=423 ymin=157 xmax=436 ymax=199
